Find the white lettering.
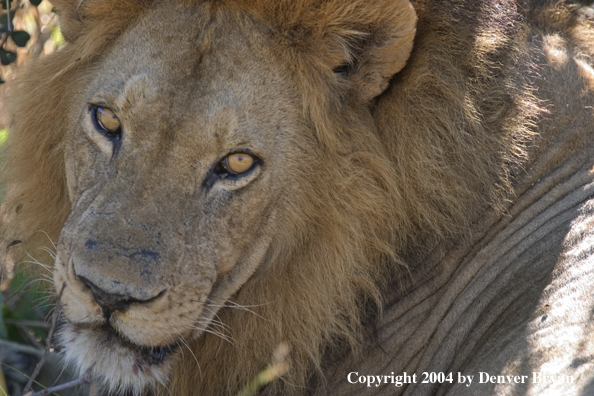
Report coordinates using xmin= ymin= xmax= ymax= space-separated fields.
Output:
xmin=457 ymin=372 xmax=474 ymax=387
xmin=347 ymin=372 xmax=358 ymax=384
xmin=479 ymin=372 xmax=490 ymax=383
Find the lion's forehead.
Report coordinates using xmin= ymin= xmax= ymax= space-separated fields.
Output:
xmin=96 ymin=3 xmax=286 ymax=114
xmin=80 ymin=4 xmax=302 ymax=172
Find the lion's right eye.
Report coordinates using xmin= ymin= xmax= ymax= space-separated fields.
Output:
xmin=90 ymin=105 xmax=122 ymax=138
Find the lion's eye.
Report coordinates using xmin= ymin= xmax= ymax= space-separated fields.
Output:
xmin=215 ymin=153 xmax=258 ymax=177
xmin=218 ymin=153 xmax=256 ymax=176
xmin=205 ymin=152 xmax=260 ymax=189
xmin=90 ymin=105 xmax=121 ymax=137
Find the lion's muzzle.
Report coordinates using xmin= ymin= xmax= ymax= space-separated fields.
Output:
xmin=77 ymin=274 xmax=166 ymax=318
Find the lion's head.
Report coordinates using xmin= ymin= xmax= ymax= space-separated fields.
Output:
xmin=1 ymin=0 xmax=542 ymax=394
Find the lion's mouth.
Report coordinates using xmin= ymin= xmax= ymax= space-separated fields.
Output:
xmin=60 ymin=321 xmax=180 ymax=393
xmin=96 ymin=324 xmax=179 ymax=366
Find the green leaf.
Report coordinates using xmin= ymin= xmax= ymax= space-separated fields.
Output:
xmin=30 ymin=0 xmax=42 ymax=5
xmin=0 ymin=129 xmax=7 ymax=146
xmin=11 ymin=30 xmax=30 ymax=47
xmin=0 ymin=49 xmax=16 ymax=65
xmin=51 ymin=26 xmax=64 ymax=46
xmin=2 ymin=268 xmax=51 ymax=344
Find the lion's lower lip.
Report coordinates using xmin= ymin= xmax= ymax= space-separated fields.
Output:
xmin=95 ymin=324 xmax=178 ymax=366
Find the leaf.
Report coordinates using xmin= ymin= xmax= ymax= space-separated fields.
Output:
xmin=11 ymin=30 xmax=30 ymax=47
xmin=51 ymin=27 xmax=64 ymax=46
xmin=0 ymin=48 xmax=16 ymax=65
xmin=1 ymin=269 xmax=51 ymax=345
xmin=30 ymin=0 xmax=42 ymax=5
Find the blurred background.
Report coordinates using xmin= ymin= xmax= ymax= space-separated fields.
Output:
xmin=0 ymin=1 xmax=71 ymax=394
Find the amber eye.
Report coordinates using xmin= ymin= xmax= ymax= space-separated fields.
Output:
xmin=90 ymin=105 xmax=121 ymax=136
xmin=222 ymin=153 xmax=255 ymax=175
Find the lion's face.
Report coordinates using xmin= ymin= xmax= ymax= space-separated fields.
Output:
xmin=56 ymin=3 xmax=308 ymax=391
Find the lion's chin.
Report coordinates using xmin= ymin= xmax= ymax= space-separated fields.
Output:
xmin=59 ymin=322 xmax=179 ymax=396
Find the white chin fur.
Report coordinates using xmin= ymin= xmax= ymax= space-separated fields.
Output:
xmin=59 ymin=323 xmax=174 ymax=395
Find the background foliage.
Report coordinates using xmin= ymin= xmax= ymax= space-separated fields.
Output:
xmin=0 ymin=1 xmax=67 ymax=395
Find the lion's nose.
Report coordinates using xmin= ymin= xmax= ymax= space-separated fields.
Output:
xmin=78 ymin=275 xmax=162 ymax=317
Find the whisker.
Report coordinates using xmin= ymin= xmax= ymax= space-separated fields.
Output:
xmin=191 ymin=322 xmax=235 ymax=345
xmin=39 ymin=246 xmax=57 ymax=260
xmin=215 ymin=300 xmax=268 ymax=322
xmin=200 ymin=308 xmax=233 ymax=333
xmin=24 ymin=278 xmax=54 ymax=291
xmin=226 ymin=300 xmax=269 ymax=310
xmin=165 ymin=324 xmax=202 ymax=377
xmin=35 ymin=230 xmax=58 ymax=252
xmin=205 ymin=298 xmax=269 ymax=310
xmin=21 ymin=257 xmax=53 ymax=272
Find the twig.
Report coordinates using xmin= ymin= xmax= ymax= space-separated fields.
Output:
xmin=6 ymin=0 xmax=10 ymax=32
xmin=27 ymin=367 xmax=93 ymax=396
xmin=0 ymin=338 xmax=44 ymax=358
xmin=3 ymin=319 xmax=51 ymax=328
xmin=15 ymin=323 xmax=46 ymax=350
xmin=236 ymin=343 xmax=290 ymax=396
xmin=22 ymin=283 xmax=65 ymax=395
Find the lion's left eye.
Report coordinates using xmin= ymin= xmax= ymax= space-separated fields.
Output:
xmin=218 ymin=153 xmax=256 ymax=176
xmin=204 ymin=152 xmax=260 ymax=189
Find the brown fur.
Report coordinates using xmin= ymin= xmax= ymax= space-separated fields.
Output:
xmin=2 ymin=0 xmax=586 ymax=395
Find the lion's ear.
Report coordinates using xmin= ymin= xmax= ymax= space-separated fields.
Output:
xmin=51 ymin=0 xmax=146 ymax=42
xmin=314 ymin=0 xmax=417 ymax=103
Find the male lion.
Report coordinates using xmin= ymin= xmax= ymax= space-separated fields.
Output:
xmin=2 ymin=0 xmax=594 ymax=395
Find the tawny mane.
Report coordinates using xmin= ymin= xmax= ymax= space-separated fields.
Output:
xmin=1 ymin=0 xmax=546 ymax=394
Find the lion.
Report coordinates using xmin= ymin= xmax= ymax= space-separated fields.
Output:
xmin=2 ymin=0 xmax=594 ymax=395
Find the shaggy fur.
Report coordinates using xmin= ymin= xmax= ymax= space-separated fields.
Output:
xmin=2 ymin=0 xmax=586 ymax=395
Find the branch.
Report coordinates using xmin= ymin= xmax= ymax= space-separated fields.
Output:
xmin=3 ymin=319 xmax=51 ymax=328
xmin=22 ymin=283 xmax=65 ymax=395
xmin=6 ymin=0 xmax=10 ymax=32
xmin=0 ymin=338 xmax=44 ymax=359
xmin=236 ymin=343 xmax=290 ymax=396
xmin=27 ymin=367 xmax=93 ymax=396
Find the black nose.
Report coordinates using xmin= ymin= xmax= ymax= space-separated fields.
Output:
xmin=78 ymin=276 xmax=138 ymax=317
